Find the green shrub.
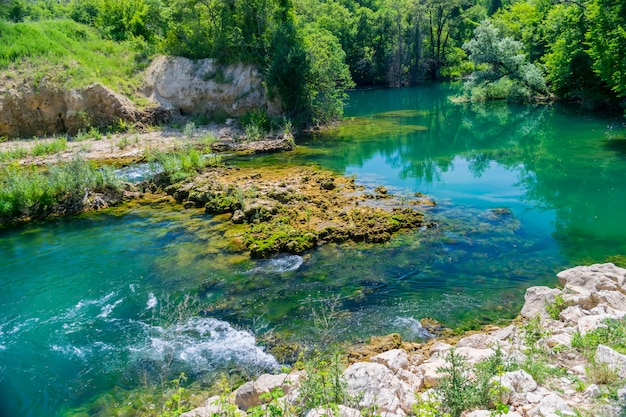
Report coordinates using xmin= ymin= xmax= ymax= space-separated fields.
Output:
xmin=0 ymin=157 xmax=122 ymax=222
xmin=572 ymin=318 xmax=626 ymax=359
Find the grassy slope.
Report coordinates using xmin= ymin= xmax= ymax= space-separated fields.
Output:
xmin=0 ymin=19 xmax=149 ymax=104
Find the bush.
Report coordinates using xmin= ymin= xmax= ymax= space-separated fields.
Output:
xmin=0 ymin=157 xmax=122 ymax=222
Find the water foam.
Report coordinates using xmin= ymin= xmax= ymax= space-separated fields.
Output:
xmin=97 ymin=298 xmax=124 ymax=318
xmin=146 ymin=293 xmax=157 ymax=310
xmin=391 ymin=317 xmax=435 ymax=339
xmin=134 ymin=317 xmax=278 ymax=371
xmin=248 ymin=255 xmax=304 ymax=275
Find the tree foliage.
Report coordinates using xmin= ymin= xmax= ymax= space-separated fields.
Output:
xmin=2 ymin=0 xmax=626 ymax=116
xmin=463 ymin=19 xmax=546 ymax=101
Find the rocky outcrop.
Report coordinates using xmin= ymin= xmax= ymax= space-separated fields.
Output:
xmin=144 ymin=56 xmax=280 ymax=118
xmin=0 ymin=83 xmax=168 ymax=138
xmin=1 ymin=56 xmax=278 ymax=138
xmin=182 ymin=263 xmax=626 ymax=417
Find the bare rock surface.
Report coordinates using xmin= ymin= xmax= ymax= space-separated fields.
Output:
xmin=144 ymin=56 xmax=280 ymax=118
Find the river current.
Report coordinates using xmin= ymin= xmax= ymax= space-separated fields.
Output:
xmin=1 ymin=84 xmax=626 ymax=416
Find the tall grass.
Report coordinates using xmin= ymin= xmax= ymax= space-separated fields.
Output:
xmin=147 ymin=146 xmax=222 ymax=183
xmin=0 ymin=137 xmax=68 ymax=162
xmin=0 ymin=158 xmax=122 ymax=222
xmin=0 ymin=19 xmax=148 ymax=103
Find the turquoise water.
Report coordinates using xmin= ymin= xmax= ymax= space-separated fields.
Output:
xmin=2 ymin=84 xmax=626 ymax=416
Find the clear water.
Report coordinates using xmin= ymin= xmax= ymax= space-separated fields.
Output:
xmin=2 ymin=84 xmax=626 ymax=416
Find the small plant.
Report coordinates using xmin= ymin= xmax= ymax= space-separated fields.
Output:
xmin=412 ymin=393 xmax=449 ymax=417
xmin=209 ymin=374 xmax=242 ymax=417
xmin=245 ymin=124 xmax=263 ymax=141
xmin=296 ymin=349 xmax=348 ymax=412
xmin=159 ymin=373 xmax=192 ymax=417
xmin=116 ymin=136 xmax=130 ymax=149
xmin=183 ymin=121 xmax=196 ymax=140
xmin=31 ymin=137 xmax=68 ymax=156
xmin=546 ymin=294 xmax=567 ymax=320
xmin=572 ymin=318 xmax=626 ymax=359
xmin=586 ymin=361 xmax=620 ymax=386
xmin=88 ymin=126 xmax=102 ymax=141
xmin=436 ymin=349 xmax=481 ymax=417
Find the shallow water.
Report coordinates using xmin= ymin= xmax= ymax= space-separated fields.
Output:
xmin=2 ymin=84 xmax=626 ymax=416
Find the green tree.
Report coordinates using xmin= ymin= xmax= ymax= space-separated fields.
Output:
xmin=463 ymin=19 xmax=546 ymax=101
xmin=587 ymin=0 xmax=626 ymax=98
xmin=302 ymin=24 xmax=355 ymax=124
xmin=543 ymin=3 xmax=612 ymax=106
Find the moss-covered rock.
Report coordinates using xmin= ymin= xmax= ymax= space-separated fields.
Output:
xmin=165 ymin=166 xmax=433 ymax=258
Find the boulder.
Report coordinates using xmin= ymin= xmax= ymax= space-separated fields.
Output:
xmin=589 ymin=303 xmax=626 ymax=317
xmin=577 ymin=314 xmax=617 ymax=336
xmin=591 ymin=290 xmax=626 ymax=311
xmin=343 ymin=362 xmax=415 ymax=415
xmin=521 ymin=287 xmax=563 ymax=319
xmin=497 ymin=370 xmax=538 ymax=405
xmin=457 ymin=333 xmax=497 ymax=349
xmin=595 ymin=344 xmax=626 ymax=378
xmin=234 ymin=373 xmax=298 ymax=411
xmin=561 ymin=286 xmax=594 ymax=310
xmin=371 ymin=349 xmax=409 ymax=372
xmin=584 ymin=384 xmax=601 ymax=399
xmin=529 ymin=393 xmax=574 ymax=417
xmin=455 ymin=347 xmax=495 ymax=366
xmin=181 ymin=395 xmax=245 ymax=417
xmin=559 ymin=305 xmax=587 ymax=325
xmin=491 ymin=325 xmax=517 ymax=341
xmin=557 ymin=263 xmax=626 ymax=294
xmin=415 ymin=354 xmax=447 ymax=388
xmin=546 ymin=333 xmax=572 ymax=348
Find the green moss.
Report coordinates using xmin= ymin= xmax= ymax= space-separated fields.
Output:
xmin=245 ymin=222 xmax=318 ymax=258
xmin=326 ymin=117 xmax=428 ymax=141
xmin=205 ymin=193 xmax=242 ymax=214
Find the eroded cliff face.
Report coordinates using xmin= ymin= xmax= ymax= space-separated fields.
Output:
xmin=0 ymin=83 xmax=160 ymax=138
xmin=144 ymin=56 xmax=280 ymax=118
xmin=0 ymin=56 xmax=278 ymax=138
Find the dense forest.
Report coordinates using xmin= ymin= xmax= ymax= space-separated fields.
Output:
xmin=0 ymin=0 xmax=625 ymax=124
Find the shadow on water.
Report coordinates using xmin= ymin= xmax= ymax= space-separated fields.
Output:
xmin=603 ymin=138 xmax=626 ymax=156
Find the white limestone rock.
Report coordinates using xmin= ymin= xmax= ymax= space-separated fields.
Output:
xmin=578 ymin=314 xmax=618 ymax=336
xmin=343 ymin=362 xmax=415 ymax=415
xmin=584 ymin=384 xmax=601 ymax=399
xmin=181 ymin=395 xmax=246 ymax=417
xmin=371 ymin=349 xmax=409 ymax=371
xmin=491 ymin=325 xmax=517 ymax=341
xmin=305 ymin=405 xmax=361 ymax=417
xmin=457 ymin=333 xmax=497 ymax=349
xmin=591 ymin=290 xmax=626 ymax=311
xmin=234 ymin=373 xmax=299 ymax=411
xmin=497 ymin=370 xmax=538 ymax=405
xmin=595 ymin=344 xmax=626 ymax=378
xmin=546 ymin=333 xmax=572 ymax=348
xmin=521 ymin=286 xmax=563 ymax=319
xmin=559 ymin=305 xmax=588 ymax=325
xmin=557 ymin=263 xmax=626 ymax=293
xmin=529 ymin=393 xmax=574 ymax=417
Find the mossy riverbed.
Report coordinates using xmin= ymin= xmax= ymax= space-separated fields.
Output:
xmin=162 ymin=165 xmax=436 ymax=258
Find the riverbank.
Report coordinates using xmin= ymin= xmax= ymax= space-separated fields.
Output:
xmin=181 ymin=263 xmax=626 ymax=417
xmin=0 ymin=122 xmax=435 ymax=258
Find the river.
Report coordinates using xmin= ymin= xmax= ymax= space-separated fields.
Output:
xmin=1 ymin=83 xmax=625 ymax=416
